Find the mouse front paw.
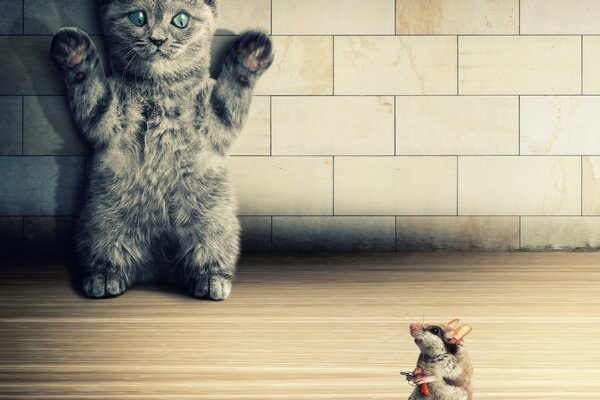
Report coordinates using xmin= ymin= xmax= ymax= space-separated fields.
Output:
xmin=50 ymin=27 xmax=94 ymax=71
xmin=224 ymin=31 xmax=274 ymax=86
xmin=414 ymin=375 xmax=437 ymax=385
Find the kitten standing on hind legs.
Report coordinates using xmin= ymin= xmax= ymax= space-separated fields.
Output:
xmin=50 ymin=0 xmax=273 ymax=300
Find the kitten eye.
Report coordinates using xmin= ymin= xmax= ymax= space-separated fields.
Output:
xmin=172 ymin=12 xmax=190 ymax=28
xmin=129 ymin=10 xmax=147 ymax=27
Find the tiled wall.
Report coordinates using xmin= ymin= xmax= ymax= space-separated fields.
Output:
xmin=3 ymin=0 xmax=600 ymax=260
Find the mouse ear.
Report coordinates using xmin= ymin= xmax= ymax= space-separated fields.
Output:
xmin=448 ymin=325 xmax=472 ymax=344
xmin=447 ymin=319 xmax=460 ymax=330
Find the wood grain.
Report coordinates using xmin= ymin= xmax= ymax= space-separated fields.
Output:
xmin=1 ymin=253 xmax=599 ymax=399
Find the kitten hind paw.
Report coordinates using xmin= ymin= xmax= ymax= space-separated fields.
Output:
xmin=189 ymin=275 xmax=232 ymax=301
xmin=50 ymin=27 xmax=93 ymax=71
xmin=82 ymin=272 xmax=127 ymax=299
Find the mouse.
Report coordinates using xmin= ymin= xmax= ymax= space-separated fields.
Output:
xmin=407 ymin=319 xmax=473 ymax=400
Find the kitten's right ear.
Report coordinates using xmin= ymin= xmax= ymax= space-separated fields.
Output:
xmin=204 ymin=0 xmax=218 ymax=10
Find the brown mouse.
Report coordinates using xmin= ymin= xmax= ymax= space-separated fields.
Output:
xmin=408 ymin=319 xmax=473 ymax=400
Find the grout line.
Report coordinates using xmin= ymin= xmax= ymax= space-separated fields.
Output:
xmin=4 ymin=214 xmax=599 ymax=219
xmin=393 ymin=96 xmax=397 ymax=155
xmin=332 ymin=156 xmax=335 ymax=216
xmin=518 ymin=0 xmax=521 ymax=35
xmin=11 ymin=94 xmax=600 ymax=98
xmin=3 ymin=154 xmax=597 ymax=158
xmin=394 ymin=0 xmax=397 ymax=35
xmin=269 ymin=96 xmax=273 ymax=156
xmin=456 ymin=36 xmax=459 ymax=95
xmin=581 ymin=35 xmax=584 ymax=94
xmin=6 ymin=33 xmax=600 ymax=37
xmin=456 ymin=156 xmax=459 ymax=216
xmin=270 ymin=0 xmax=273 ymax=35
xmin=21 ymin=96 xmax=24 ymax=156
xmin=518 ymin=96 xmax=521 ymax=155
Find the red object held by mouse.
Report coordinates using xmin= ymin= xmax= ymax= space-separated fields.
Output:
xmin=413 ymin=368 xmax=430 ymax=396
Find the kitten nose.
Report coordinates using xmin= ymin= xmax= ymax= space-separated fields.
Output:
xmin=150 ymin=38 xmax=167 ymax=47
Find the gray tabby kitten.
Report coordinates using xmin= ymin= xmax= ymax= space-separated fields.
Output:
xmin=50 ymin=0 xmax=273 ymax=300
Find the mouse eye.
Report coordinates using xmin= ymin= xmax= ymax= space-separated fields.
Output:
xmin=430 ymin=327 xmax=440 ymax=335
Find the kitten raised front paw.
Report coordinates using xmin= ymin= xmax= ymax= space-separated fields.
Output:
xmin=188 ymin=275 xmax=232 ymax=301
xmin=50 ymin=27 xmax=93 ymax=71
xmin=224 ymin=30 xmax=274 ymax=85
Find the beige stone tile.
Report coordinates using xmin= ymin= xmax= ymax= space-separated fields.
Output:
xmin=521 ymin=0 xmax=600 ymax=34
xmin=255 ymin=36 xmax=333 ymax=95
xmin=272 ymin=217 xmax=396 ymax=252
xmin=396 ymin=96 xmax=518 ymax=155
xmin=396 ymin=0 xmax=519 ymax=34
xmin=218 ymin=0 xmax=271 ymax=34
xmin=583 ymin=156 xmax=600 ymax=215
xmin=229 ymin=97 xmax=271 ymax=156
xmin=230 ymin=156 xmax=333 ymax=215
xmin=334 ymin=157 xmax=457 ymax=216
xmin=521 ymin=97 xmax=600 ymax=155
xmin=272 ymin=96 xmax=394 ymax=156
xmin=459 ymin=36 xmax=581 ymax=95
xmin=458 ymin=156 xmax=581 ymax=215
xmin=521 ymin=217 xmax=600 ymax=250
xmin=334 ymin=36 xmax=457 ymax=95
xmin=239 ymin=216 xmax=272 ymax=254
xmin=272 ymin=0 xmax=395 ymax=35
xmin=583 ymin=36 xmax=600 ymax=94
xmin=396 ymin=217 xmax=519 ymax=251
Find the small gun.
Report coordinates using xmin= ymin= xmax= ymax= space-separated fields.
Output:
xmin=400 ymin=371 xmax=430 ymax=396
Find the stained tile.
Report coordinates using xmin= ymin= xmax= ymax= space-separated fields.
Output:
xmin=335 ymin=36 xmax=457 ymax=95
xmin=273 ymin=217 xmax=396 ymax=252
xmin=0 ymin=156 xmax=85 ymax=216
xmin=396 ymin=217 xmax=519 ymax=251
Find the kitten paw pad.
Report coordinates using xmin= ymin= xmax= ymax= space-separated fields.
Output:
xmin=82 ymin=273 xmax=127 ymax=299
xmin=51 ymin=27 xmax=92 ymax=70
xmin=189 ymin=275 xmax=232 ymax=301
xmin=228 ymin=31 xmax=274 ymax=75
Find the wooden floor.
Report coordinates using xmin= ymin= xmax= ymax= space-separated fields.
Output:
xmin=1 ymin=253 xmax=600 ymax=399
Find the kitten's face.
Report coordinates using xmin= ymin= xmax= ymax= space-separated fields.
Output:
xmin=102 ymin=0 xmax=217 ymax=76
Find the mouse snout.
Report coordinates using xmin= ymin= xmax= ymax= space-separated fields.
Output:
xmin=409 ymin=323 xmax=420 ymax=332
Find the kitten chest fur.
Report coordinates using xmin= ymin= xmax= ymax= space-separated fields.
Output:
xmin=91 ymin=82 xmax=224 ymax=231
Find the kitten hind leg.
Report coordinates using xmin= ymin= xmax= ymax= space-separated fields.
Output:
xmin=78 ymin=225 xmax=148 ymax=299
xmin=175 ymin=216 xmax=240 ymax=301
